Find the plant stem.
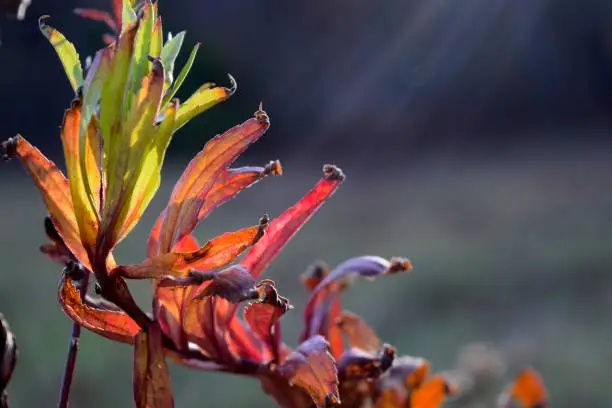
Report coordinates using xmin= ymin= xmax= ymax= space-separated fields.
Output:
xmin=57 ymin=272 xmax=90 ymax=408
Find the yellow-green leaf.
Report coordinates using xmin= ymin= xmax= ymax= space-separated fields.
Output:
xmin=60 ymin=99 xmax=100 ymax=264
xmin=121 ymin=0 xmax=137 ymax=33
xmin=39 ymin=16 xmax=83 ymax=92
xmin=150 ymin=17 xmax=163 ymax=58
xmin=100 ymin=23 xmax=138 ymax=227
xmin=126 ymin=0 xmax=156 ymax=111
xmin=162 ymin=42 xmax=200 ymax=107
xmin=104 ymin=59 xmax=165 ymax=247
xmin=160 ymin=31 xmax=185 ymax=87
xmin=117 ymin=99 xmax=178 ymax=242
xmin=174 ymin=77 xmax=236 ymax=132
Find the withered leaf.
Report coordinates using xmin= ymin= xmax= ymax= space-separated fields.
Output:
xmin=338 ymin=345 xmax=395 ymax=382
xmin=244 ymin=281 xmax=292 ymax=361
xmin=190 ymin=265 xmax=257 ymax=303
xmin=241 ymin=164 xmax=345 ymax=279
xmin=312 ymin=256 xmax=412 ymax=296
xmin=58 ymin=273 xmax=140 ymax=343
xmin=278 ymin=335 xmax=340 ymax=408
xmin=133 ymin=323 xmax=174 ymax=408
xmin=0 ymin=314 xmax=17 ymax=402
xmin=498 ymin=368 xmax=548 ymax=408
xmin=300 ymin=261 xmax=329 ymax=291
xmin=336 ymin=311 xmax=382 ymax=354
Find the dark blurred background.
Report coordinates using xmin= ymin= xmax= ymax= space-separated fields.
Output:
xmin=1 ymin=0 xmax=611 ymax=406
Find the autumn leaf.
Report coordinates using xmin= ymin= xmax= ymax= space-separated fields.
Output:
xmin=147 ymin=160 xmax=281 ymax=256
xmin=335 ymin=311 xmax=382 ymax=354
xmin=337 ymin=345 xmax=395 ymax=381
xmin=133 ymin=323 xmax=174 ymax=408
xmin=58 ymin=272 xmax=140 ymax=343
xmin=173 ymin=79 xmax=236 ymax=132
xmin=118 ymin=219 xmax=266 ymax=279
xmin=7 ymin=135 xmax=91 ymax=269
xmin=244 ymin=281 xmax=292 ymax=361
xmin=278 ymin=335 xmax=340 ymax=408
xmin=410 ymin=375 xmax=457 ymax=408
xmin=155 ymin=107 xmax=270 ymax=254
xmin=0 ymin=314 xmax=17 ymax=408
xmin=59 ymin=98 xmax=101 ymax=264
xmin=498 ymin=368 xmax=548 ymax=408
xmin=241 ymin=164 xmax=345 ymax=280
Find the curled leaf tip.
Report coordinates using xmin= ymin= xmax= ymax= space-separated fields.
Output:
xmin=387 ymin=257 xmax=412 ymax=274
xmin=380 ymin=344 xmax=397 ymax=371
xmin=38 ymin=15 xmax=51 ymax=28
xmin=0 ymin=313 xmax=17 ymax=396
xmin=0 ymin=137 xmax=18 ymax=161
xmin=322 ymin=164 xmax=345 ymax=182
xmin=227 ymin=73 xmax=238 ymax=94
xmin=254 ymin=214 xmax=270 ymax=242
xmin=263 ymin=160 xmax=282 ymax=176
xmin=254 ymin=103 xmax=269 ymax=123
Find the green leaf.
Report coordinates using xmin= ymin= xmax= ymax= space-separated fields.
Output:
xmin=121 ymin=0 xmax=137 ymax=32
xmin=126 ymin=0 xmax=156 ymax=112
xmin=160 ymin=31 xmax=185 ymax=86
xmin=162 ymin=42 xmax=200 ymax=107
xmin=39 ymin=16 xmax=84 ymax=92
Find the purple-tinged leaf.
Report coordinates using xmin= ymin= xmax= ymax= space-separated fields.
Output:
xmin=277 ymin=335 xmax=340 ymax=408
xmin=190 ymin=265 xmax=258 ymax=303
xmin=244 ymin=281 xmax=292 ymax=361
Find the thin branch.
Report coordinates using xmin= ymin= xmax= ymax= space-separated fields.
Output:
xmin=57 ymin=269 xmax=90 ymax=408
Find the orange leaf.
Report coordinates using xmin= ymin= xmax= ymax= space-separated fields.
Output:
xmin=133 ymin=323 xmax=174 ymax=408
xmin=336 ymin=311 xmax=382 ymax=354
xmin=11 ymin=136 xmax=90 ymax=269
xmin=58 ymin=273 xmax=140 ymax=343
xmin=147 ymin=160 xmax=280 ymax=257
xmin=498 ymin=368 xmax=548 ymax=408
xmin=117 ymin=221 xmax=266 ymax=279
xmin=156 ymin=108 xmax=270 ymax=254
xmin=278 ymin=335 xmax=340 ymax=408
xmin=410 ymin=375 xmax=457 ymax=408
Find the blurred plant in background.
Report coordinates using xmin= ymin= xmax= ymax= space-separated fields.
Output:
xmin=0 ymin=0 xmax=551 ymax=407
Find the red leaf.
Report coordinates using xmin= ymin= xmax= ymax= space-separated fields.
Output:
xmin=241 ymin=164 xmax=345 ymax=279
xmin=244 ymin=281 xmax=292 ymax=361
xmin=155 ymin=108 xmax=270 ymax=255
xmin=133 ymin=323 xmax=174 ymax=408
xmin=498 ymin=368 xmax=548 ymax=408
xmin=0 ymin=314 xmax=17 ymax=395
xmin=335 ymin=311 xmax=381 ymax=354
xmin=58 ymin=273 xmax=140 ymax=343
xmin=147 ymin=161 xmax=280 ymax=257
xmin=278 ymin=335 xmax=340 ymax=408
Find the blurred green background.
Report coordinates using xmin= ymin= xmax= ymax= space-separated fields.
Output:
xmin=2 ymin=0 xmax=612 ymax=406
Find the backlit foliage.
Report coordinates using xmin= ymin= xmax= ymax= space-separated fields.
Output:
xmin=0 ymin=1 xmax=549 ymax=407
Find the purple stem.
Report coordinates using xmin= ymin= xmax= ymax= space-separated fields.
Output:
xmin=57 ymin=272 xmax=90 ymax=408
